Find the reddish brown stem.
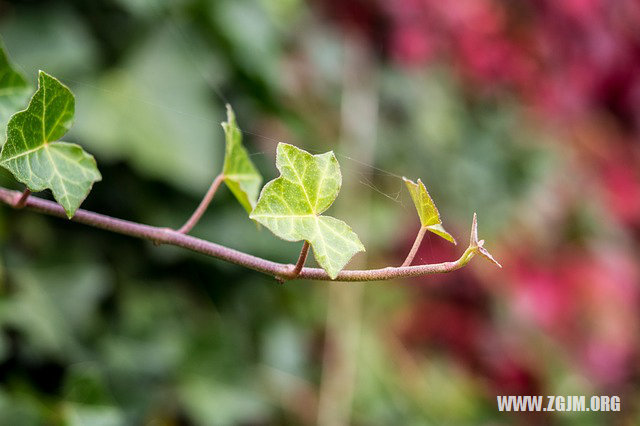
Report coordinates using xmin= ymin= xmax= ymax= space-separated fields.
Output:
xmin=178 ymin=174 xmax=225 ymax=234
xmin=14 ymin=188 xmax=31 ymax=209
xmin=275 ymin=241 xmax=310 ymax=283
xmin=282 ymin=240 xmax=310 ymax=281
xmin=0 ymin=187 xmax=486 ymax=282
xmin=401 ymin=226 xmax=427 ymax=267
xmin=293 ymin=241 xmax=311 ymax=275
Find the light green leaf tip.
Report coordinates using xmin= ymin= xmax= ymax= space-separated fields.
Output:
xmin=221 ymin=104 xmax=262 ymax=214
xmin=0 ymin=40 xmax=32 ymax=142
xmin=403 ymin=176 xmax=456 ymax=244
xmin=0 ymin=71 xmax=101 ymax=218
xmin=250 ymin=143 xmax=365 ymax=279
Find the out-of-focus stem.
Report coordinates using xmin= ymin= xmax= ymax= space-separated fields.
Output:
xmin=317 ymin=33 xmax=378 ymax=426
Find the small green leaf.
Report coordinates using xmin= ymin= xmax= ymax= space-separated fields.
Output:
xmin=0 ymin=41 xmax=31 ymax=141
xmin=221 ymin=105 xmax=262 ymax=214
xmin=0 ymin=71 xmax=101 ymax=218
xmin=403 ymin=177 xmax=456 ymax=244
xmin=250 ymin=143 xmax=365 ymax=279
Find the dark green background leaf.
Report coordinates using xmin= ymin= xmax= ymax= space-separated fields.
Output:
xmin=0 ymin=41 xmax=31 ymax=142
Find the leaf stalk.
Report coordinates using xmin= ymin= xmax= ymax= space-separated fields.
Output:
xmin=401 ymin=226 xmax=427 ymax=267
xmin=177 ymin=173 xmax=225 ymax=234
xmin=14 ymin=188 xmax=31 ymax=209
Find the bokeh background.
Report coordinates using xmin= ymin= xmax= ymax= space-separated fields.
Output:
xmin=1 ymin=0 xmax=639 ymax=424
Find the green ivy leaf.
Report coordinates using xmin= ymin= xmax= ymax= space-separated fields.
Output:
xmin=0 ymin=41 xmax=31 ymax=141
xmin=250 ymin=143 xmax=365 ymax=279
xmin=0 ymin=71 xmax=101 ymax=218
xmin=403 ymin=177 xmax=456 ymax=244
xmin=221 ymin=105 xmax=262 ymax=214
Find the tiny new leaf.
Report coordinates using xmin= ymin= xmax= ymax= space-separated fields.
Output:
xmin=0 ymin=41 xmax=31 ymax=140
xmin=221 ymin=105 xmax=262 ymax=214
xmin=0 ymin=71 xmax=101 ymax=218
xmin=403 ymin=177 xmax=456 ymax=244
xmin=250 ymin=143 xmax=365 ymax=279
xmin=469 ymin=212 xmax=502 ymax=268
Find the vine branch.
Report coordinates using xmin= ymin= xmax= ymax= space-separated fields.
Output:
xmin=0 ymin=187 xmax=498 ymax=282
